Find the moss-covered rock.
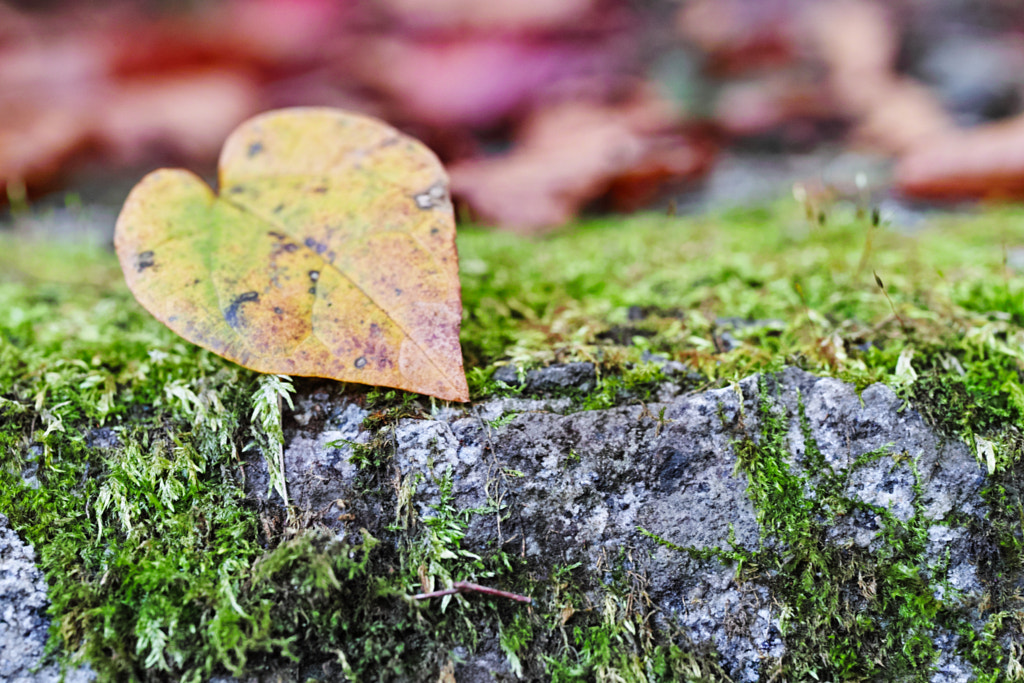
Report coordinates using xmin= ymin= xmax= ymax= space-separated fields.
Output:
xmin=240 ymin=366 xmax=987 ymax=681
xmin=3 ymin=202 xmax=1024 ymax=681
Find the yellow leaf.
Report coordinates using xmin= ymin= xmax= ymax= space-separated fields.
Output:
xmin=115 ymin=107 xmax=468 ymax=401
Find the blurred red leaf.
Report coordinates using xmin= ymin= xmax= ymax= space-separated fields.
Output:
xmin=351 ymin=33 xmax=630 ymax=129
xmin=713 ymin=74 xmax=837 ymax=140
xmin=0 ymin=5 xmax=272 ymax=194
xmin=97 ymin=71 xmax=260 ymax=165
xmin=606 ymin=130 xmax=715 ymax=212
xmin=896 ymin=115 xmax=1024 ymax=200
xmin=378 ymin=0 xmax=599 ymax=31
xmin=0 ymin=65 xmax=260 ymax=193
xmin=676 ymin=0 xmax=798 ymax=75
xmin=0 ymin=103 xmax=96 ymax=192
xmin=449 ymin=92 xmax=712 ymax=232
xmin=806 ymin=0 xmax=953 ymax=155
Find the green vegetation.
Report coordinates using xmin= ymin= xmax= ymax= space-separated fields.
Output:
xmin=729 ymin=380 xmax=938 ymax=680
xmin=459 ymin=204 xmax=1024 ymax=410
xmin=3 ymin=200 xmax=1024 ymax=680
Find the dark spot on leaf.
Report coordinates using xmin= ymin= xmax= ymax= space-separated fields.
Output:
xmin=354 ymin=356 xmax=367 ymax=369
xmin=370 ymin=323 xmax=382 ymax=337
xmin=394 ymin=288 xmax=402 ymax=296
xmin=274 ymin=307 xmax=283 ymax=315
xmin=283 ymin=243 xmax=298 ymax=253
xmin=268 ymin=231 xmax=286 ymax=240
xmin=308 ymin=287 xmax=316 ymax=295
xmin=308 ymin=271 xmax=320 ymax=282
xmin=312 ymin=186 xmax=327 ymax=194
xmin=229 ymin=186 xmax=245 ymax=194
xmin=273 ymin=203 xmax=285 ymax=214
xmin=168 ymin=315 xmax=178 ymax=323
xmin=248 ymin=141 xmax=264 ymax=157
xmin=224 ymin=291 xmax=259 ymax=329
xmin=431 ymin=227 xmax=439 ymax=235
xmin=136 ymin=250 xmax=156 ymax=272
xmin=303 ymin=237 xmax=327 ymax=254
xmin=192 ymin=278 xmax=201 ymax=285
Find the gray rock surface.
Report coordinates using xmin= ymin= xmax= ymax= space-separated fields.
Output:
xmin=491 ymin=361 xmax=597 ymax=393
xmin=246 ymin=366 xmax=987 ymax=682
xmin=1 ymin=365 xmax=992 ymax=681
xmin=0 ymin=513 xmax=94 ymax=683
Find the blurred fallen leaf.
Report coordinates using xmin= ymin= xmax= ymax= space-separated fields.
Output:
xmin=896 ymin=114 xmax=1024 ymax=199
xmin=450 ymin=92 xmax=712 ymax=232
xmin=379 ymin=0 xmax=598 ymax=31
xmin=351 ymin=34 xmax=627 ymax=129
xmin=676 ymin=0 xmax=797 ymax=75
xmin=713 ymin=73 xmax=838 ymax=142
xmin=115 ymin=108 xmax=468 ymax=402
xmin=96 ymin=70 xmax=260 ymax=165
xmin=0 ymin=101 xmax=96 ymax=193
xmin=0 ymin=7 xmax=264 ymax=195
xmin=806 ymin=0 xmax=953 ymax=154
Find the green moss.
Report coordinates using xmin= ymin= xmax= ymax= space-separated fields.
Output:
xmin=4 ymin=200 xmax=1024 ymax=679
xmin=535 ymin=551 xmax=730 ymax=682
xmin=639 ymin=377 xmax=943 ymax=680
xmin=457 ymin=204 xmax=1024 ymax=407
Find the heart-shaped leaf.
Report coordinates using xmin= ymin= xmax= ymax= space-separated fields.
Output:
xmin=115 ymin=107 xmax=468 ymax=401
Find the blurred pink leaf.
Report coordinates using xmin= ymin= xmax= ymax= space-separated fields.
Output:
xmin=896 ymin=115 xmax=1024 ymax=200
xmin=450 ymin=93 xmax=712 ymax=233
xmin=352 ymin=34 xmax=627 ymax=128
xmin=676 ymin=0 xmax=798 ymax=75
xmin=378 ymin=0 xmax=598 ymax=31
xmin=806 ymin=0 xmax=953 ymax=154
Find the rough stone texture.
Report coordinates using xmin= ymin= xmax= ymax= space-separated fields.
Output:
xmin=85 ymin=427 xmax=122 ymax=451
xmin=713 ymin=317 xmax=786 ymax=352
xmin=931 ymin=630 xmax=974 ymax=683
xmin=491 ymin=361 xmax=597 ymax=393
xmin=2 ymin=366 xmax=992 ymax=681
xmin=242 ymin=366 xmax=987 ymax=682
xmin=0 ymin=514 xmax=94 ymax=683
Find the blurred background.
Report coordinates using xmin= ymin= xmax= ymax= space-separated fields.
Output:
xmin=3 ymin=0 xmax=1024 ymax=235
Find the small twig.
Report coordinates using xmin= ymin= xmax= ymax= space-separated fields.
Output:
xmin=793 ymin=280 xmax=820 ymax=336
xmin=412 ymin=581 xmax=533 ymax=605
xmin=873 ymin=270 xmax=908 ymax=332
xmin=855 ymin=208 xmax=878 ymax=279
